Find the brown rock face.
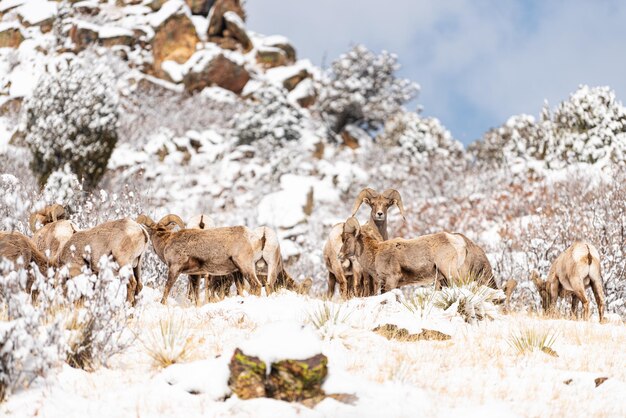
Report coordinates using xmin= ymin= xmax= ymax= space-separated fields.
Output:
xmin=228 ymin=348 xmax=267 ymax=399
xmin=283 ymin=69 xmax=310 ymax=91
xmin=207 ymin=0 xmax=245 ymax=37
xmin=69 ymin=24 xmax=99 ymax=51
xmin=223 ymin=11 xmax=251 ymax=52
xmin=0 ymin=26 xmax=24 ymax=48
xmin=100 ymin=35 xmax=135 ymax=48
xmin=151 ymin=12 xmax=200 ymax=79
xmin=256 ymin=47 xmax=287 ymax=69
xmin=264 ymin=40 xmax=296 ymax=64
xmin=186 ymin=0 xmax=215 ymax=16
xmin=183 ymin=53 xmax=249 ymax=94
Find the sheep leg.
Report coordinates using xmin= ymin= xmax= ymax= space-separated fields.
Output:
xmin=327 ymin=272 xmax=337 ymax=298
xmin=204 ymin=275 xmax=210 ymax=303
xmin=573 ymin=287 xmax=590 ymax=321
xmin=352 ymin=263 xmax=363 ymax=297
xmin=161 ymin=267 xmax=182 ymax=304
xmin=546 ymin=277 xmax=560 ymax=317
xmin=233 ymin=257 xmax=262 ymax=296
xmin=133 ymin=256 xmax=143 ymax=296
xmin=570 ymin=295 xmax=580 ymax=319
xmin=189 ymin=275 xmax=201 ymax=306
xmin=590 ymin=279 xmax=605 ymax=323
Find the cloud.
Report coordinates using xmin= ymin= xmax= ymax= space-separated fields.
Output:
xmin=246 ymin=0 xmax=626 ymax=143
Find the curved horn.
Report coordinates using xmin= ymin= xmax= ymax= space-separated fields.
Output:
xmin=158 ymin=214 xmax=185 ymax=229
xmin=136 ymin=214 xmax=155 ymax=228
xmin=29 ymin=213 xmax=46 ymax=233
xmin=382 ymin=189 xmax=406 ymax=221
xmin=343 ymin=217 xmax=361 ymax=236
xmin=350 ymin=188 xmax=379 ymax=216
xmin=48 ymin=204 xmax=66 ymax=223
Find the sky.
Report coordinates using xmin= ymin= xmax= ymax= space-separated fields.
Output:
xmin=246 ymin=0 xmax=626 ymax=144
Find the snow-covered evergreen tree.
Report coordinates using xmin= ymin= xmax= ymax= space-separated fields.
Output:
xmin=317 ymin=44 xmax=419 ymax=134
xmin=24 ymin=55 xmax=120 ymax=189
xmin=235 ymin=84 xmax=305 ymax=146
xmin=378 ymin=111 xmax=464 ymax=165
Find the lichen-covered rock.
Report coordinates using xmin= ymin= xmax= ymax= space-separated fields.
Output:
xmin=151 ymin=11 xmax=200 ymax=79
xmin=228 ymin=348 xmax=267 ymax=399
xmin=182 ymin=51 xmax=249 ymax=94
xmin=373 ymin=324 xmax=451 ymax=341
xmin=0 ymin=24 xmax=24 ymax=48
xmin=266 ymin=354 xmax=328 ymax=402
xmin=256 ymin=47 xmax=287 ymax=69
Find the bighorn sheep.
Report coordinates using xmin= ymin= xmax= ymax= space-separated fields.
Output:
xmin=338 ymin=217 xmax=495 ymax=292
xmin=0 ymin=231 xmax=50 ymax=291
xmin=29 ymin=205 xmax=77 ymax=263
xmin=57 ymin=218 xmax=149 ymax=305
xmin=28 ymin=204 xmax=66 ymax=233
xmin=530 ymin=241 xmax=605 ymax=322
xmin=325 ymin=188 xmax=407 ymax=298
xmin=137 ymin=214 xmax=263 ymax=304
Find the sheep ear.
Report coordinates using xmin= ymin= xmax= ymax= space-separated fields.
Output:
xmin=363 ymin=198 xmax=370 ymax=205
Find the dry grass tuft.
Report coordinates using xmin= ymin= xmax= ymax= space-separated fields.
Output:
xmin=142 ymin=314 xmax=197 ymax=369
xmin=508 ymin=326 xmax=559 ymax=357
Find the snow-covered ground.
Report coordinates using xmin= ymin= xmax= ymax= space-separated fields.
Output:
xmin=2 ymin=287 xmax=625 ymax=418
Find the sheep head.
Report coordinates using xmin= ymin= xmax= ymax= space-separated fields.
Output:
xmin=338 ymin=217 xmax=362 ymax=262
xmin=29 ymin=204 xmax=67 ymax=232
xmin=351 ymin=187 xmax=406 ymax=224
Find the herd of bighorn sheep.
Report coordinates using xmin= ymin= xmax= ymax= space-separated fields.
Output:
xmin=0 ymin=188 xmax=606 ymax=322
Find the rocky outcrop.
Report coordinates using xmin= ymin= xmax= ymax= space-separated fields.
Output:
xmin=151 ymin=11 xmax=200 ymax=79
xmin=256 ymin=47 xmax=287 ymax=69
xmin=186 ymin=0 xmax=215 ymax=16
xmin=0 ymin=24 xmax=24 ymax=48
xmin=182 ymin=50 xmax=249 ymax=94
xmin=223 ymin=11 xmax=251 ymax=52
xmin=207 ymin=0 xmax=244 ymax=37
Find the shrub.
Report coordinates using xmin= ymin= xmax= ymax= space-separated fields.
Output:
xmin=317 ymin=44 xmax=419 ymax=134
xmin=24 ymin=55 xmax=120 ymax=189
xmin=142 ymin=314 xmax=196 ymax=369
xmin=508 ymin=326 xmax=559 ymax=357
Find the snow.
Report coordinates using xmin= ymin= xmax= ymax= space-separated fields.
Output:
xmin=98 ymin=26 xmax=134 ymax=39
xmin=159 ymin=358 xmax=231 ymax=400
xmin=148 ymin=0 xmax=186 ymax=28
xmin=16 ymin=0 xmax=57 ymax=25
xmin=0 ymin=0 xmax=26 ymax=13
xmin=238 ymin=322 xmax=322 ymax=369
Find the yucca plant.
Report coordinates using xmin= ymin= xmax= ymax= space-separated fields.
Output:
xmin=507 ymin=326 xmax=559 ymax=357
xmin=401 ymin=287 xmax=436 ymax=319
xmin=307 ymin=302 xmax=352 ymax=340
xmin=435 ymin=274 xmax=505 ymax=323
xmin=142 ymin=315 xmax=196 ymax=368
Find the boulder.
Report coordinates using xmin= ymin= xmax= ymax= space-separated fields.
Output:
xmin=228 ymin=348 xmax=267 ymax=399
xmin=256 ymin=46 xmax=287 ymax=69
xmin=185 ymin=0 xmax=214 ymax=16
xmin=266 ymin=354 xmax=328 ymax=402
xmin=98 ymin=27 xmax=135 ymax=47
xmin=207 ymin=0 xmax=244 ymax=37
xmin=263 ymin=36 xmax=296 ymax=63
xmin=151 ymin=11 xmax=200 ymax=79
xmin=228 ymin=349 xmax=330 ymax=405
xmin=0 ymin=24 xmax=24 ymax=48
xmin=283 ymin=69 xmax=310 ymax=91
xmin=69 ymin=22 xmax=99 ymax=51
xmin=182 ymin=51 xmax=249 ymax=94
xmin=223 ymin=10 xmax=251 ymax=51
xmin=147 ymin=0 xmax=167 ymax=11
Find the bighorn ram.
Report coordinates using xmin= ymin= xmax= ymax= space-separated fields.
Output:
xmin=57 ymin=218 xmax=149 ymax=305
xmin=530 ymin=241 xmax=605 ymax=322
xmin=29 ymin=205 xmax=77 ymax=263
xmin=137 ymin=214 xmax=263 ymax=304
xmin=338 ymin=217 xmax=495 ymax=292
xmin=325 ymin=188 xmax=406 ymax=298
xmin=0 ymin=231 xmax=50 ymax=291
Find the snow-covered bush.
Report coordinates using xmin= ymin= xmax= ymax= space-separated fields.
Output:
xmin=378 ymin=111 xmax=464 ymax=165
xmin=0 ymin=174 xmax=34 ymax=233
xmin=24 ymin=55 xmax=120 ymax=189
xmin=42 ymin=164 xmax=80 ymax=206
xmin=64 ymin=255 xmax=132 ymax=370
xmin=235 ymin=84 xmax=305 ymax=145
xmin=436 ymin=282 xmax=504 ymax=324
xmin=471 ymin=86 xmax=626 ymax=170
xmin=317 ymin=44 xmax=419 ymax=134
xmin=0 ymin=261 xmax=64 ymax=402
